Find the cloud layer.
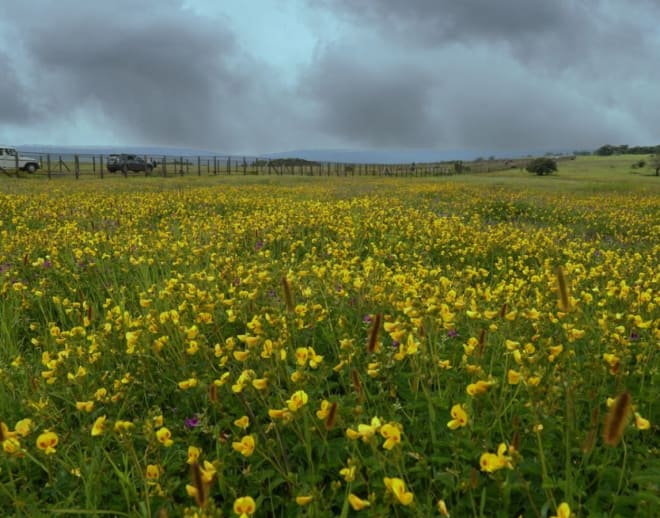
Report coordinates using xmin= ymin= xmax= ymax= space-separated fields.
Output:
xmin=1 ymin=0 xmax=658 ymax=153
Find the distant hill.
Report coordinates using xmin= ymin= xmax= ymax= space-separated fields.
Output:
xmin=16 ymin=145 xmax=226 ymax=158
xmin=15 ymin=145 xmax=576 ymax=165
xmin=259 ymin=148 xmax=575 ymax=164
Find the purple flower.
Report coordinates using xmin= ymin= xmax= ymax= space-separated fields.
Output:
xmin=43 ymin=259 xmax=52 ymax=268
xmin=255 ymin=239 xmax=264 ymax=251
xmin=629 ymin=331 xmax=640 ymax=341
xmin=447 ymin=329 xmax=459 ymax=338
xmin=391 ymin=340 xmax=400 ymax=349
xmin=363 ymin=314 xmax=372 ymax=324
xmin=184 ymin=415 xmax=200 ymax=429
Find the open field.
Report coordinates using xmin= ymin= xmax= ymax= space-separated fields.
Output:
xmin=0 ymin=158 xmax=658 ymax=516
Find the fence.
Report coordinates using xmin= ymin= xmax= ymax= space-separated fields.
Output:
xmin=2 ymin=151 xmax=538 ymax=179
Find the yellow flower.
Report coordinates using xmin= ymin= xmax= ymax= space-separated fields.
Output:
xmin=507 ymin=369 xmax=522 ymax=385
xmin=233 ymin=350 xmax=250 ymax=361
xmin=295 ymin=495 xmax=314 ymax=506
xmin=177 ymin=377 xmax=198 ymax=390
xmin=200 ymin=460 xmax=216 ymax=483
xmin=316 ymin=399 xmax=331 ymax=420
xmin=146 ymin=464 xmax=162 ymax=480
xmin=268 ymin=408 xmax=291 ymax=420
xmin=447 ymin=404 xmax=469 ymax=429
xmin=186 ymin=484 xmax=199 ymax=499
xmin=14 ymin=418 xmax=33 ymax=437
xmin=295 ymin=347 xmax=309 ymax=366
xmin=466 ymin=380 xmax=492 ymax=396
xmin=233 ymin=496 xmax=256 ymax=517
xmin=156 ymin=427 xmax=173 ymax=447
xmin=480 ymin=443 xmax=513 ymax=472
xmin=125 ymin=331 xmax=140 ymax=353
xmin=307 ymin=347 xmax=324 ymax=368
xmin=340 ymin=464 xmax=356 ymax=482
xmin=550 ymin=502 xmax=571 ymax=518
xmin=76 ymin=401 xmax=95 ymax=412
xmin=3 ymin=437 xmax=23 ymax=456
xmin=290 ymin=371 xmax=304 ymax=383
xmin=114 ymin=420 xmax=134 ymax=433
xmin=187 ymin=445 xmax=202 ymax=464
xmin=380 ymin=423 xmax=402 ymax=450
xmin=91 ymin=415 xmax=107 ymax=436
xmin=286 ymin=390 xmax=309 ymax=412
xmin=634 ymin=412 xmax=650 ymax=430
xmin=233 ymin=415 xmax=250 ymax=429
xmin=479 ymin=452 xmax=501 ymax=473
xmin=36 ymin=431 xmax=58 ymax=455
xmin=383 ymin=477 xmax=414 ymax=505
xmin=94 ymin=388 xmax=108 ymax=401
xmin=232 ymin=435 xmax=256 ymax=457
xmin=186 ymin=340 xmax=199 ymax=355
xmin=437 ymin=499 xmax=450 ymax=516
xmin=348 ymin=493 xmax=371 ymax=510
xmin=252 ymin=378 xmax=268 ymax=390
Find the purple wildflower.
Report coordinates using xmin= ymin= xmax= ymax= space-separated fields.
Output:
xmin=184 ymin=415 xmax=200 ymax=429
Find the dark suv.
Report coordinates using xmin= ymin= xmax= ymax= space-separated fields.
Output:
xmin=107 ymin=154 xmax=158 ymax=173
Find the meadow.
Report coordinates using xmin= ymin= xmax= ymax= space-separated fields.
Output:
xmin=0 ymin=157 xmax=658 ymax=517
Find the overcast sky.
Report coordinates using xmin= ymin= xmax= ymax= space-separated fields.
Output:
xmin=1 ymin=0 xmax=658 ymax=155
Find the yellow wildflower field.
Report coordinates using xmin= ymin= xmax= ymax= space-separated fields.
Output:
xmin=0 ymin=175 xmax=657 ymax=516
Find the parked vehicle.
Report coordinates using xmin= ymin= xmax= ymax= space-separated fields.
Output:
xmin=107 ymin=154 xmax=158 ymax=173
xmin=0 ymin=146 xmax=40 ymax=173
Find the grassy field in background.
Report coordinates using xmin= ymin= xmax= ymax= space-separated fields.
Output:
xmin=0 ymin=156 xmax=658 ymax=517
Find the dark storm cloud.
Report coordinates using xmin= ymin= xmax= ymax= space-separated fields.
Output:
xmin=301 ymin=0 xmax=660 ymax=150
xmin=0 ymin=51 xmax=33 ymax=123
xmin=1 ymin=0 xmax=299 ymax=151
xmin=320 ymin=0 xmax=660 ymax=69
xmin=299 ymin=48 xmax=438 ymax=147
xmin=2 ymin=0 xmax=658 ymax=153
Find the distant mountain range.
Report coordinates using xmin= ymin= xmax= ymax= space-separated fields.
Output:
xmin=15 ymin=145 xmax=573 ymax=164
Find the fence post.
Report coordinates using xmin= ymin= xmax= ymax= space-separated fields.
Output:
xmin=213 ymin=156 xmax=217 ymax=175
xmin=198 ymin=156 xmax=201 ymax=176
xmin=74 ymin=155 xmax=80 ymax=179
xmin=242 ymin=157 xmax=247 ymax=175
xmin=227 ymin=157 xmax=231 ymax=175
xmin=15 ymin=150 xmax=19 ymax=174
xmin=100 ymin=155 xmax=104 ymax=179
xmin=162 ymin=156 xmax=167 ymax=177
xmin=92 ymin=155 xmax=96 ymax=174
xmin=47 ymin=154 xmax=52 ymax=179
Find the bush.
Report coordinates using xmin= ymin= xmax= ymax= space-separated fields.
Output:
xmin=526 ymin=157 xmax=558 ymax=175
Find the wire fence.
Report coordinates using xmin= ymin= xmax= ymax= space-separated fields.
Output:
xmin=1 ymin=151 xmax=543 ymax=179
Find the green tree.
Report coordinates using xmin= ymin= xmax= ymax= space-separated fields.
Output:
xmin=652 ymin=155 xmax=660 ymax=176
xmin=526 ymin=157 xmax=558 ymax=175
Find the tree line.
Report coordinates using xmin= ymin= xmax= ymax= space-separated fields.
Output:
xmin=594 ymin=144 xmax=660 ymax=156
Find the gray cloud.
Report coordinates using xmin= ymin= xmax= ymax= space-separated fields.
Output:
xmin=318 ymin=0 xmax=660 ymax=70
xmin=0 ymin=50 xmax=34 ymax=123
xmin=1 ymin=0 xmax=304 ymax=152
xmin=299 ymin=47 xmax=438 ymax=147
xmin=299 ymin=0 xmax=660 ymax=150
xmin=1 ymin=0 xmax=658 ymax=154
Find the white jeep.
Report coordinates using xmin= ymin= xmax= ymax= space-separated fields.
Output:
xmin=0 ymin=146 xmax=40 ymax=173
